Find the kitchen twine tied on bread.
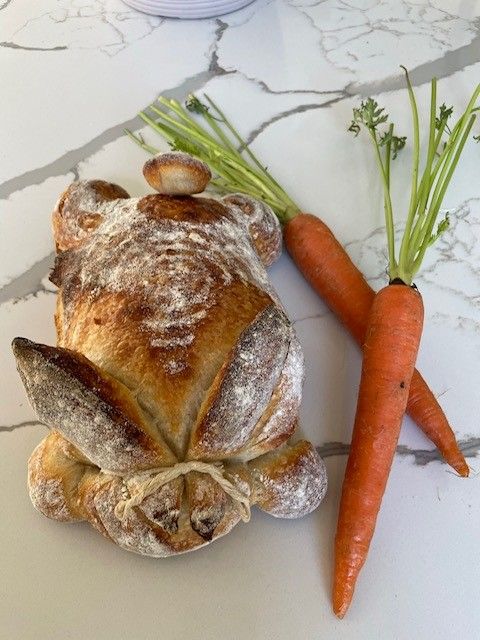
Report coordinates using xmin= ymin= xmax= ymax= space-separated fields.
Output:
xmin=100 ymin=461 xmax=251 ymax=523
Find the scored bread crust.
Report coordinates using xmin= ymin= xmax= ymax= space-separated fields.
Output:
xmin=13 ymin=177 xmax=327 ymax=557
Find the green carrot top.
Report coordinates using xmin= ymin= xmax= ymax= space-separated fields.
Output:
xmin=349 ymin=68 xmax=480 ymax=285
xmin=126 ymin=94 xmax=299 ymax=223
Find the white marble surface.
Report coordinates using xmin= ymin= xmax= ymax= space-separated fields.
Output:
xmin=1 ymin=0 xmax=479 ymax=637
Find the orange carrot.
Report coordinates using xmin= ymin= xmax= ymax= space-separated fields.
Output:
xmin=284 ymin=213 xmax=468 ymax=477
xmin=333 ymin=284 xmax=424 ymax=617
xmin=332 ymin=71 xmax=478 ymax=616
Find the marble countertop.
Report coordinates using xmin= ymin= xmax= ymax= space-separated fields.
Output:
xmin=1 ymin=1 xmax=479 ymax=638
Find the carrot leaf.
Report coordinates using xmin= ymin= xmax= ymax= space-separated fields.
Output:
xmin=435 ymin=103 xmax=453 ymax=133
xmin=350 ymin=98 xmax=389 ymax=132
xmin=427 ymin=213 xmax=450 ymax=247
xmin=348 ymin=98 xmax=404 ymax=276
xmin=379 ymin=130 xmax=406 ymax=159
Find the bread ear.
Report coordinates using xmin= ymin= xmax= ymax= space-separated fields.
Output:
xmin=239 ymin=330 xmax=304 ymax=459
xmin=222 ymin=194 xmax=282 ymax=266
xmin=53 ymin=180 xmax=129 ymax=251
xmin=12 ymin=338 xmax=176 ymax=473
xmin=187 ymin=304 xmax=291 ymax=461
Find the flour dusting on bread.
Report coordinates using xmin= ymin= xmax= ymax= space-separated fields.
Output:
xmin=13 ymin=172 xmax=327 ymax=558
xmin=250 ymin=441 xmax=328 ymax=519
xmin=222 ymin=193 xmax=282 ymax=267
xmin=189 ymin=305 xmax=291 ymax=459
xmin=55 ymin=195 xmax=276 ymax=374
xmin=244 ymin=332 xmax=305 ymax=458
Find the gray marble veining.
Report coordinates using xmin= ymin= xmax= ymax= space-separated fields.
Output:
xmin=317 ymin=438 xmax=480 ymax=467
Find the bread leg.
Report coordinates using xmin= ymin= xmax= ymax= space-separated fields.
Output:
xmin=239 ymin=330 xmax=304 ymax=460
xmin=248 ymin=440 xmax=327 ymax=518
xmin=28 ymin=431 xmax=87 ymax=522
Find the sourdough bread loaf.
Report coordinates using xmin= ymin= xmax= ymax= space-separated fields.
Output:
xmin=13 ymin=158 xmax=327 ymax=557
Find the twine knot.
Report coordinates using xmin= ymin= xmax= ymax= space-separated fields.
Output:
xmin=101 ymin=460 xmax=251 ymax=523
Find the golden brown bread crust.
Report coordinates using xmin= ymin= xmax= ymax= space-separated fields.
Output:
xmin=13 ymin=170 xmax=327 ymax=557
xmin=53 ymin=180 xmax=129 ymax=252
xmin=27 ymin=431 xmax=326 ymax=556
xmin=137 ymin=192 xmax=229 ymax=223
xmin=143 ymin=152 xmax=211 ymax=195
xmin=222 ymin=193 xmax=282 ymax=267
xmin=28 ymin=431 xmax=85 ymax=522
xmin=53 ymin=283 xmax=272 ymax=458
xmin=50 ymin=192 xmax=277 ymax=456
xmin=249 ymin=441 xmax=328 ymax=519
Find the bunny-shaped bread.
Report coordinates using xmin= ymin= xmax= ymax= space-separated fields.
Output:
xmin=13 ymin=154 xmax=327 ymax=557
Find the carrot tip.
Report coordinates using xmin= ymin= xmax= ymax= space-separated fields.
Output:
xmin=333 ymin=582 xmax=354 ymax=619
xmin=333 ymin=607 xmax=347 ymax=620
xmin=456 ymin=462 xmax=470 ymax=478
xmin=449 ymin=455 xmax=470 ymax=477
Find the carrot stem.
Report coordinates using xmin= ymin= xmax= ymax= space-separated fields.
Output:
xmin=412 ymin=115 xmax=476 ymax=274
xmin=398 ymin=66 xmax=420 ymax=278
xmin=406 ymin=78 xmax=437 ymax=264
xmin=369 ymin=128 xmax=397 ymax=275
xmin=351 ymin=73 xmax=479 ymax=284
xmin=134 ymin=95 xmax=300 ymax=222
